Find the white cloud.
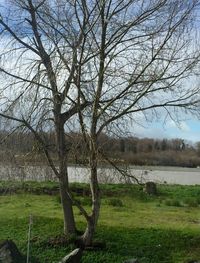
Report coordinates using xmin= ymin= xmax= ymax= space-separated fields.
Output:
xmin=129 ymin=117 xmax=200 ymax=143
xmin=179 ymin=122 xmax=191 ymax=132
xmin=166 ymin=120 xmax=191 ymax=132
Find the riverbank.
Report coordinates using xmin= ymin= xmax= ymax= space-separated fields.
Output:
xmin=1 ymin=182 xmax=200 ymax=262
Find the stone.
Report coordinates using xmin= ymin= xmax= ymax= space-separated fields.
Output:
xmin=186 ymin=260 xmax=200 ymax=263
xmin=123 ymin=258 xmax=140 ymax=263
xmin=143 ymin=181 xmax=157 ymax=195
xmin=59 ymin=248 xmax=83 ymax=263
xmin=0 ymin=240 xmax=23 ymax=263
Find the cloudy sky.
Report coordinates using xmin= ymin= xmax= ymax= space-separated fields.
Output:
xmin=0 ymin=0 xmax=199 ymax=143
xmin=132 ymin=118 xmax=200 ymax=143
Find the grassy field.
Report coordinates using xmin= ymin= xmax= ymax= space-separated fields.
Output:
xmin=1 ymin=182 xmax=200 ymax=262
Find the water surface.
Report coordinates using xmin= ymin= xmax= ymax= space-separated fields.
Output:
xmin=0 ymin=164 xmax=200 ymax=185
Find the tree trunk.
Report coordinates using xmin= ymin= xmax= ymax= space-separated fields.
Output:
xmin=81 ymin=219 xmax=95 ymax=247
xmin=59 ymin=174 xmax=76 ymax=235
xmin=55 ymin=115 xmax=76 ymax=235
xmin=81 ymin=204 xmax=100 ymax=247
xmin=81 ymin=144 xmax=101 ymax=246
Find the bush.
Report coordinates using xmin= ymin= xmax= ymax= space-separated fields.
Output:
xmin=107 ymin=198 xmax=124 ymax=207
xmin=164 ymin=199 xmax=182 ymax=207
xmin=78 ymin=197 xmax=92 ymax=206
xmin=56 ymin=195 xmax=92 ymax=206
xmin=184 ymin=198 xmax=198 ymax=207
xmin=196 ymin=197 xmax=200 ymax=204
xmin=55 ymin=195 xmax=61 ymax=204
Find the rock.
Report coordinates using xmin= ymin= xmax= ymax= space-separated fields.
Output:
xmin=123 ymin=258 xmax=140 ymax=263
xmin=59 ymin=248 xmax=83 ymax=263
xmin=143 ymin=181 xmax=157 ymax=195
xmin=186 ymin=260 xmax=200 ymax=263
xmin=0 ymin=240 xmax=23 ymax=263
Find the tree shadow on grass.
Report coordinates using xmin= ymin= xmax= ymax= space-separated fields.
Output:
xmin=1 ymin=217 xmax=200 ymax=263
xmin=82 ymin=226 xmax=200 ymax=263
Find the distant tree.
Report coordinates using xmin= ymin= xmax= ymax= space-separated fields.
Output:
xmin=161 ymin=139 xmax=168 ymax=151
xmin=180 ymin=140 xmax=186 ymax=151
xmin=196 ymin=142 xmax=200 ymax=156
xmin=172 ymin=139 xmax=184 ymax=151
xmin=120 ymin=139 xmax=126 ymax=153
xmin=131 ymin=138 xmax=138 ymax=154
xmin=154 ymin=140 xmax=161 ymax=151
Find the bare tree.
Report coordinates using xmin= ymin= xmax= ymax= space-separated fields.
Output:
xmin=0 ymin=0 xmax=89 ymax=235
xmin=73 ymin=0 xmax=200 ymax=245
xmin=0 ymin=0 xmax=200 ymax=249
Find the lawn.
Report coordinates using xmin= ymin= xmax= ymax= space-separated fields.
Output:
xmin=1 ymin=182 xmax=200 ymax=262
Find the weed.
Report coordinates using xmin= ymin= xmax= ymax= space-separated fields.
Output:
xmin=184 ymin=198 xmax=199 ymax=207
xmin=77 ymin=197 xmax=92 ymax=206
xmin=55 ymin=195 xmax=61 ymax=204
xmin=106 ymin=198 xmax=124 ymax=207
xmin=164 ymin=199 xmax=182 ymax=207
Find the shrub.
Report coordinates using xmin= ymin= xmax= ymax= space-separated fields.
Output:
xmin=56 ymin=195 xmax=92 ymax=206
xmin=196 ymin=197 xmax=200 ymax=204
xmin=184 ymin=198 xmax=198 ymax=207
xmin=107 ymin=198 xmax=124 ymax=207
xmin=78 ymin=197 xmax=92 ymax=206
xmin=164 ymin=199 xmax=182 ymax=207
xmin=55 ymin=195 xmax=61 ymax=204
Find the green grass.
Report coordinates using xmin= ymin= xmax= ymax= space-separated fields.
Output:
xmin=1 ymin=182 xmax=200 ymax=262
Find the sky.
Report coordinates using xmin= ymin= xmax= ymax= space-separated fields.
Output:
xmin=132 ymin=118 xmax=200 ymax=143
xmin=0 ymin=0 xmax=199 ymax=143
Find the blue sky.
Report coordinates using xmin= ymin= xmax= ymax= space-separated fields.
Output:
xmin=133 ymin=119 xmax=200 ymax=143
xmin=0 ymin=0 xmax=199 ymax=143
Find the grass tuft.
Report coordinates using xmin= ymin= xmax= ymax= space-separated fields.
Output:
xmin=164 ymin=199 xmax=182 ymax=207
xmin=106 ymin=198 xmax=124 ymax=207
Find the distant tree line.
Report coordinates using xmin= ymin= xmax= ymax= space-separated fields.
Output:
xmin=96 ymin=134 xmax=200 ymax=167
xmin=0 ymin=131 xmax=200 ymax=168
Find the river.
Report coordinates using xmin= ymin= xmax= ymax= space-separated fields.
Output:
xmin=0 ymin=164 xmax=200 ymax=185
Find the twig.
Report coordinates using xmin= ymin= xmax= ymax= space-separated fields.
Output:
xmin=99 ymin=150 xmax=144 ymax=186
xmin=26 ymin=214 xmax=33 ymax=263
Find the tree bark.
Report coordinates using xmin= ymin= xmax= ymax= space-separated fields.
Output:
xmin=81 ymin=142 xmax=101 ymax=246
xmin=81 ymin=218 xmax=96 ymax=247
xmin=55 ymin=115 xmax=76 ymax=235
xmin=59 ymin=174 xmax=76 ymax=235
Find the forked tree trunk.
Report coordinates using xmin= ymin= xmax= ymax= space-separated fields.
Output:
xmin=81 ymin=149 xmax=101 ymax=246
xmin=81 ymin=205 xmax=100 ymax=247
xmin=81 ymin=219 xmax=95 ymax=247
